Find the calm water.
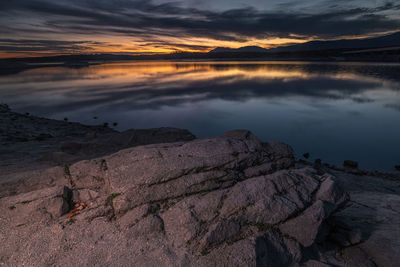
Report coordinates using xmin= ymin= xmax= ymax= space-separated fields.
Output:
xmin=1 ymin=61 xmax=400 ymax=171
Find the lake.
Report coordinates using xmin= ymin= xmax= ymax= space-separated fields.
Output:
xmin=1 ymin=61 xmax=399 ymax=171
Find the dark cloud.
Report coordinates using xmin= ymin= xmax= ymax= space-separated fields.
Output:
xmin=0 ymin=0 xmax=399 ymax=54
xmin=137 ymin=42 xmax=212 ymax=51
xmin=0 ymin=39 xmax=110 ymax=54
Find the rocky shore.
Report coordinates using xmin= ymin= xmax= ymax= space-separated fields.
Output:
xmin=0 ymin=104 xmax=399 ymax=266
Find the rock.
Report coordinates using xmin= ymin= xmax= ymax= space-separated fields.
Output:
xmin=128 ymin=214 xmax=165 ymax=236
xmin=329 ymin=231 xmax=351 ymax=246
xmin=2 ymin=122 xmax=398 ymax=266
xmin=118 ymin=204 xmax=153 ymax=229
xmin=348 ymin=228 xmax=362 ymax=245
xmin=0 ymin=130 xmax=349 ymax=266
xmin=60 ymin=128 xmax=196 ymax=156
xmin=313 ymin=158 xmax=324 ymax=174
xmin=60 ymin=141 xmax=83 ymax=154
xmin=255 ymin=231 xmax=302 ymax=266
xmin=344 ymin=160 xmax=358 ymax=169
xmin=340 ymin=247 xmax=376 ymax=267
xmin=199 ymin=220 xmax=241 ymax=252
xmin=325 ymin=169 xmax=400 ymax=267
xmin=35 ymin=133 xmax=53 ymax=141
xmin=85 ymin=131 xmax=97 ymax=139
xmin=71 ymin=188 xmax=100 ymax=204
xmin=395 ymin=165 xmax=400 ymax=171
xmin=279 ymin=200 xmax=336 ymax=247
xmin=328 ymin=216 xmax=363 ymax=247
xmin=0 ymin=186 xmax=72 ymax=223
xmin=316 ymin=174 xmax=348 ymax=206
xmin=304 ymin=260 xmax=331 ymax=267
xmin=329 ymin=227 xmax=362 ymax=247
xmin=109 ymin=127 xmax=196 ymax=147
xmin=303 ymin=152 xmax=310 ymax=159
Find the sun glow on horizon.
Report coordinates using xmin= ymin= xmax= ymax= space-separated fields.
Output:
xmin=0 ymin=35 xmax=314 ymax=58
xmin=1 ymin=30 xmax=390 ymax=59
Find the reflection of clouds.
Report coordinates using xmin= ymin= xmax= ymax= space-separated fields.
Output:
xmin=1 ymin=62 xmax=400 ymax=115
xmin=347 ymin=110 xmax=362 ymax=116
xmin=385 ymin=103 xmax=400 ymax=111
xmin=350 ymin=97 xmax=374 ymax=103
xmin=30 ymin=76 xmax=382 ymax=113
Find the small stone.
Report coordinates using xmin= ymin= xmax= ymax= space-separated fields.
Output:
xmin=343 ymin=160 xmax=358 ymax=169
xmin=395 ymin=165 xmax=400 ymax=171
xmin=348 ymin=229 xmax=362 ymax=245
xmin=313 ymin=159 xmax=323 ymax=174
xmin=303 ymin=152 xmax=310 ymax=159
xmin=64 ymin=117 xmax=68 ymax=121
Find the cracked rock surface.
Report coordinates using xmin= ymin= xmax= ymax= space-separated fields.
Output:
xmin=1 ymin=105 xmax=399 ymax=266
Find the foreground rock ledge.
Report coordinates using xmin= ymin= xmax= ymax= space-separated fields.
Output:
xmin=0 ymin=127 xmax=364 ymax=267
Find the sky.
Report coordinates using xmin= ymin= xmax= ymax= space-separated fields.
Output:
xmin=0 ymin=0 xmax=399 ymax=57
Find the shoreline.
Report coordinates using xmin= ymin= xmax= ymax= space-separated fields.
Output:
xmin=2 ymin=59 xmax=400 ymax=77
xmin=0 ymin=104 xmax=195 ymax=177
xmin=1 ymin=103 xmax=398 ymax=178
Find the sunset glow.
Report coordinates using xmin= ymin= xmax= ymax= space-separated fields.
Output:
xmin=1 ymin=0 xmax=399 ymax=58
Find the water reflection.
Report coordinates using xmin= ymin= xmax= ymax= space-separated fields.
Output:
xmin=0 ymin=61 xmax=399 ymax=170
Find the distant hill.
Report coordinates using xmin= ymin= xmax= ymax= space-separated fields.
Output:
xmin=2 ymin=31 xmax=400 ymax=67
xmin=209 ymin=46 xmax=268 ymax=53
xmin=268 ymin=31 xmax=400 ymax=52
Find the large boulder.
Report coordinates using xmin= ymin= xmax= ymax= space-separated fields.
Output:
xmin=0 ymin=130 xmax=349 ymax=266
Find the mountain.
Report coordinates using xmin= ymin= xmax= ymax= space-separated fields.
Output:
xmin=268 ymin=31 xmax=400 ymax=53
xmin=209 ymin=32 xmax=400 ymax=54
xmin=209 ymin=46 xmax=268 ymax=53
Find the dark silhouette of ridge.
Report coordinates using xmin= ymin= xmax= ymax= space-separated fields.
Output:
xmin=268 ymin=31 xmax=400 ymax=52
xmin=210 ymin=46 xmax=269 ymax=53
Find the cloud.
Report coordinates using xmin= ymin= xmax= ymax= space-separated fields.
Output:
xmin=0 ymin=39 xmax=111 ymax=54
xmin=0 ymin=0 xmax=399 ymax=54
